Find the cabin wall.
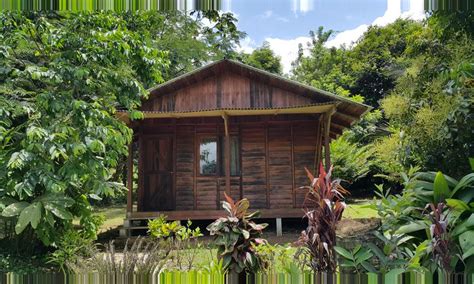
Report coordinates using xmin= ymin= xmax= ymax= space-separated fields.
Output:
xmin=141 ymin=72 xmax=314 ymax=112
xmin=137 ymin=117 xmax=319 ymax=212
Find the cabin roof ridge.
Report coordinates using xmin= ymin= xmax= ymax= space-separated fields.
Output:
xmin=146 ymin=59 xmax=371 ymax=111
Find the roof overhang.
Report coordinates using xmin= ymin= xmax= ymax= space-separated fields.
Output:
xmin=118 ymin=103 xmax=337 ymax=123
xmin=143 ymin=59 xmax=372 ymax=139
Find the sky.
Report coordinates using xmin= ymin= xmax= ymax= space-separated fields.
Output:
xmin=220 ymin=0 xmax=426 ymax=73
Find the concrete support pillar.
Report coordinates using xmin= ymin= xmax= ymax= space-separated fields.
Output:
xmin=276 ymin=218 xmax=282 ymax=236
xmin=120 ymin=219 xmax=131 ymax=238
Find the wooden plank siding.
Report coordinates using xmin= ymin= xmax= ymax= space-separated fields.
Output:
xmin=241 ymin=124 xmax=267 ymax=209
xmin=268 ymin=124 xmax=293 ymax=209
xmin=137 ymin=117 xmax=319 ymax=212
xmin=175 ymin=125 xmax=194 ymax=210
xmin=142 ymin=72 xmax=314 ymax=113
xmin=130 ymin=59 xmax=370 ymax=219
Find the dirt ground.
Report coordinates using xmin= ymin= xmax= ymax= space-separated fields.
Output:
xmin=261 ymin=217 xmax=381 ymax=244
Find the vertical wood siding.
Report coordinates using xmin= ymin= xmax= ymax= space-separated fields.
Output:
xmin=138 ymin=117 xmax=320 ymax=212
xmin=175 ymin=125 xmax=195 ymax=210
xmin=240 ymin=124 xmax=267 ymax=209
xmin=142 ymin=72 xmax=314 ymax=112
xmin=268 ymin=124 xmax=293 ymax=209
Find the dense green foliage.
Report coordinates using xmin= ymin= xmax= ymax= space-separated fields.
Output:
xmin=370 ymin=167 xmax=474 ymax=273
xmin=0 ymin=10 xmax=240 ymax=257
xmin=0 ymin=8 xmax=472 ymax=275
xmin=239 ymin=42 xmax=282 ymax=74
xmin=291 ymin=12 xmax=473 ymax=185
xmin=0 ymin=11 xmax=160 ymax=251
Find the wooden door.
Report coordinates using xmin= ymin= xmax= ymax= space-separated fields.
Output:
xmin=143 ymin=136 xmax=174 ymax=211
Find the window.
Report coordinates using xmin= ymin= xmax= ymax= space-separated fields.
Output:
xmin=220 ymin=136 xmax=240 ymax=176
xmin=198 ymin=136 xmax=240 ymax=176
xmin=199 ymin=138 xmax=217 ymax=175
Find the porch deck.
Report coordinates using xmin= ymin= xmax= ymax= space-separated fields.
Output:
xmin=127 ymin=208 xmax=306 ymax=221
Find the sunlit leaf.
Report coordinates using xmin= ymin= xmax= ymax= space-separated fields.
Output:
xmin=433 ymin=171 xmax=451 ymax=203
xmin=2 ymin=202 xmax=29 ymax=217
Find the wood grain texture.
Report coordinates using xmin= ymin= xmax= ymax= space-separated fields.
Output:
xmin=138 ymin=116 xmax=319 ymax=214
xmin=144 ymin=59 xmax=371 ymax=141
xmin=175 ymin=125 xmax=194 ymax=210
xmin=143 ymin=71 xmax=314 ymax=113
xmin=241 ymin=124 xmax=267 ymax=209
xmin=268 ymin=124 xmax=293 ymax=209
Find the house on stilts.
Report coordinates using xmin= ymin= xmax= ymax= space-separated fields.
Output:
xmin=118 ymin=59 xmax=370 ymax=236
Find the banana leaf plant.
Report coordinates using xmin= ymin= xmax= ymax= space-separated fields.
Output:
xmin=206 ymin=193 xmax=268 ymax=274
xmin=297 ymin=163 xmax=348 ymax=272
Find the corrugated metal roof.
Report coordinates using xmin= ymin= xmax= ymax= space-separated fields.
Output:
xmin=137 ymin=102 xmax=338 ymax=114
xmin=139 ymin=59 xmax=372 ymax=139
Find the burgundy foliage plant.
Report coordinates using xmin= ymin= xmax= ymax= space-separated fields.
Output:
xmin=297 ymin=163 xmax=348 ymax=272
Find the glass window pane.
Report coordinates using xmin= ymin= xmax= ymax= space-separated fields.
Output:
xmin=200 ymin=138 xmax=217 ymax=175
xmin=219 ymin=136 xmax=240 ymax=176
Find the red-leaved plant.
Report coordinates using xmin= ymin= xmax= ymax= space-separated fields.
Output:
xmin=207 ymin=193 xmax=268 ymax=274
xmin=427 ymin=202 xmax=452 ymax=271
xmin=297 ymin=163 xmax=348 ymax=272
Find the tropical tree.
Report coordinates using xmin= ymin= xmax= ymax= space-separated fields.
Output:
xmin=0 ymin=11 xmax=168 ymax=250
xmin=240 ymin=42 xmax=282 ymax=74
xmin=0 ymin=10 xmax=243 ymax=254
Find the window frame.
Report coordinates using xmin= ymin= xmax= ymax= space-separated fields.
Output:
xmin=196 ymin=135 xmax=241 ymax=177
xmin=197 ymin=136 xmax=219 ymax=176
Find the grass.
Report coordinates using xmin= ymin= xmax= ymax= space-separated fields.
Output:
xmin=95 ymin=206 xmax=129 ymax=232
xmin=343 ymin=201 xmax=378 ymax=219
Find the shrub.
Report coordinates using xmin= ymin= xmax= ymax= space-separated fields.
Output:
xmin=148 ymin=215 xmax=184 ymax=239
xmin=370 ymin=166 xmax=474 ymax=273
xmin=206 ymin=193 xmax=268 ymax=274
xmin=0 ymin=253 xmax=50 ymax=274
xmin=68 ymin=237 xmax=171 ymax=276
xmin=48 ymin=229 xmax=97 ymax=272
xmin=0 ymin=12 xmax=169 ymax=251
xmin=334 ymin=244 xmax=375 ymax=273
xmin=253 ymin=243 xmax=302 ymax=274
xmin=330 ymin=134 xmax=374 ymax=183
xmin=148 ymin=215 xmax=203 ymax=271
xmin=297 ymin=164 xmax=347 ymax=272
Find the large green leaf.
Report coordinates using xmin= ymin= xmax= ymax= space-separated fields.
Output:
xmin=395 ymin=220 xmax=428 ymax=234
xmin=36 ymin=193 xmax=74 ymax=207
xmin=0 ymin=196 xmax=17 ymax=210
xmin=367 ymin=243 xmax=387 ymax=263
xmin=29 ymin=203 xmax=42 ymax=229
xmin=360 ymin=261 xmax=377 ymax=273
xmin=334 ymin=246 xmax=353 ymax=260
xmin=415 ymin=171 xmax=458 ymax=187
xmin=459 ymin=230 xmax=474 ymax=257
xmin=452 ymin=214 xmax=474 ymax=236
xmin=1 ymin=202 xmax=29 ymax=217
xmin=44 ymin=203 xmax=73 ymax=220
xmin=355 ymin=249 xmax=373 ymax=263
xmin=15 ymin=202 xmax=42 ymax=234
xmin=451 ymin=173 xmax=474 ymax=200
xmin=446 ymin=198 xmax=470 ymax=212
xmin=433 ymin=171 xmax=451 ymax=203
xmin=462 ymin=246 xmax=474 ymax=260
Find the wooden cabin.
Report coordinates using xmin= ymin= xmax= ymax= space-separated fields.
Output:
xmin=120 ymin=59 xmax=370 ymax=226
